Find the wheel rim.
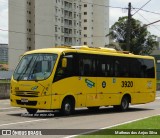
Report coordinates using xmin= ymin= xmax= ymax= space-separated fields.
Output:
xmin=65 ymin=103 xmax=71 ymax=113
xmin=122 ymin=99 xmax=128 ymax=109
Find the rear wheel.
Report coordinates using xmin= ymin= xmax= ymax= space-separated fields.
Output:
xmin=61 ymin=98 xmax=74 ymax=116
xmin=121 ymin=97 xmax=129 ymax=111
xmin=114 ymin=96 xmax=129 ymax=111
xmin=26 ymin=108 xmax=37 ymax=114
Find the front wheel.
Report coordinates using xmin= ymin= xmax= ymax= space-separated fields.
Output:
xmin=26 ymin=108 xmax=37 ymax=114
xmin=61 ymin=99 xmax=74 ymax=116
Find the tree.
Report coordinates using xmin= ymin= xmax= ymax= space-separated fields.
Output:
xmin=111 ymin=16 xmax=158 ymax=55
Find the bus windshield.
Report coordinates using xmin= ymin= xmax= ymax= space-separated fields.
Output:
xmin=13 ymin=53 xmax=58 ymax=81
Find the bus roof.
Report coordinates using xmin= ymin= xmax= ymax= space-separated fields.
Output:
xmin=24 ymin=46 xmax=154 ymax=59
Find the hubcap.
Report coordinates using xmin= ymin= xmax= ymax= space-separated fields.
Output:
xmin=65 ymin=103 xmax=71 ymax=112
xmin=122 ymin=99 xmax=128 ymax=109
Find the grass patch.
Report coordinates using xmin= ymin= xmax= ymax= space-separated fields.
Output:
xmin=78 ymin=115 xmax=160 ymax=138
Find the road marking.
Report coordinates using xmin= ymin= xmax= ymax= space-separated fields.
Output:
xmin=0 ymin=119 xmax=48 ymax=127
xmin=0 ymin=107 xmax=19 ymax=110
xmin=65 ymin=113 xmax=160 ymax=138
xmin=0 ymin=102 xmax=10 ymax=105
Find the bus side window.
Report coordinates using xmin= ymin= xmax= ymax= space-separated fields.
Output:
xmin=78 ymin=54 xmax=96 ymax=77
xmin=53 ymin=54 xmax=75 ymax=82
xmin=79 ymin=60 xmax=84 ymax=76
xmin=115 ymin=60 xmax=119 ymax=77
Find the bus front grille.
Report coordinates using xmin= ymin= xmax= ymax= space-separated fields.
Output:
xmin=15 ymin=91 xmax=39 ymax=97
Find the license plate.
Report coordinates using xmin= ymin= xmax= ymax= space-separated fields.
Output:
xmin=21 ymin=98 xmax=28 ymax=103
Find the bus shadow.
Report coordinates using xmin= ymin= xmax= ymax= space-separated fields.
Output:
xmin=68 ymin=107 xmax=154 ymax=118
xmin=7 ymin=107 xmax=154 ymax=119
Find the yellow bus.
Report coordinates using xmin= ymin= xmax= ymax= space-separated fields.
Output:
xmin=10 ymin=46 xmax=156 ymax=115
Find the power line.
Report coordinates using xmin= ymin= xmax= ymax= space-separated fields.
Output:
xmin=132 ymin=8 xmax=160 ymax=15
xmin=144 ymin=19 xmax=160 ymax=27
xmin=132 ymin=0 xmax=152 ymax=16
xmin=135 ymin=8 xmax=160 ymax=16
xmin=136 ymin=12 xmax=160 ymax=34
xmin=0 ymin=28 xmax=110 ymax=40
xmin=130 ymin=19 xmax=160 ymax=33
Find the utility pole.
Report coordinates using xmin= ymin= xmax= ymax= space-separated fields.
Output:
xmin=126 ymin=2 xmax=132 ymax=51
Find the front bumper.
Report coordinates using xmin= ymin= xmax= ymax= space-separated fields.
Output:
xmin=10 ymin=94 xmax=52 ymax=110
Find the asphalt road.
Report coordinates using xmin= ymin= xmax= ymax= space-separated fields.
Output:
xmin=0 ymin=97 xmax=160 ymax=138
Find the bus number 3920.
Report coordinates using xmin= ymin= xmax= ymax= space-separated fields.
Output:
xmin=121 ymin=81 xmax=133 ymax=87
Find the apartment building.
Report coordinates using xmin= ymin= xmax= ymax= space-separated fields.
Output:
xmin=0 ymin=44 xmax=8 ymax=64
xmin=9 ymin=0 xmax=109 ymax=70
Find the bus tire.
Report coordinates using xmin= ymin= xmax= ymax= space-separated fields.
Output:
xmin=121 ymin=96 xmax=129 ymax=111
xmin=114 ymin=96 xmax=129 ymax=111
xmin=26 ymin=108 xmax=37 ymax=114
xmin=61 ymin=98 xmax=74 ymax=116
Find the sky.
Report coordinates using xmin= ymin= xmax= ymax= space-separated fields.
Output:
xmin=1 ymin=0 xmax=160 ymax=44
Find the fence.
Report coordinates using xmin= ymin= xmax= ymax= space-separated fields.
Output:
xmin=0 ymin=82 xmax=10 ymax=99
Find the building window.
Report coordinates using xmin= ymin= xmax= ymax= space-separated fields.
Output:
xmin=55 ymin=35 xmax=58 ymax=41
xmin=27 ymin=20 xmax=31 ymax=23
xmin=55 ymin=16 xmax=58 ymax=22
xmin=27 ymin=11 xmax=31 ymax=14
xmin=27 ymin=2 xmax=31 ymax=5
xmin=61 ymin=26 xmax=64 ymax=33
xmin=84 ymin=12 xmax=87 ymax=15
xmin=55 ymin=26 xmax=58 ymax=32
xmin=27 ymin=28 xmax=31 ymax=32
xmin=84 ymin=42 xmax=87 ymax=45
xmin=74 ymin=12 xmax=76 ymax=18
xmin=61 ymin=36 xmax=64 ymax=41
xmin=27 ymin=46 xmax=31 ymax=51
xmin=84 ymin=27 xmax=87 ymax=30
xmin=55 ymin=7 xmax=58 ymax=13
xmin=27 ymin=38 xmax=31 ymax=41
xmin=79 ymin=13 xmax=81 ymax=19
xmin=84 ymin=19 xmax=87 ymax=22
xmin=84 ymin=4 xmax=87 ymax=7
xmin=84 ymin=34 xmax=87 ymax=37
xmin=61 ymin=9 xmax=64 ymax=14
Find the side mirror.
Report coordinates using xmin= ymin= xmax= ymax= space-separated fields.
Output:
xmin=62 ymin=58 xmax=67 ymax=68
